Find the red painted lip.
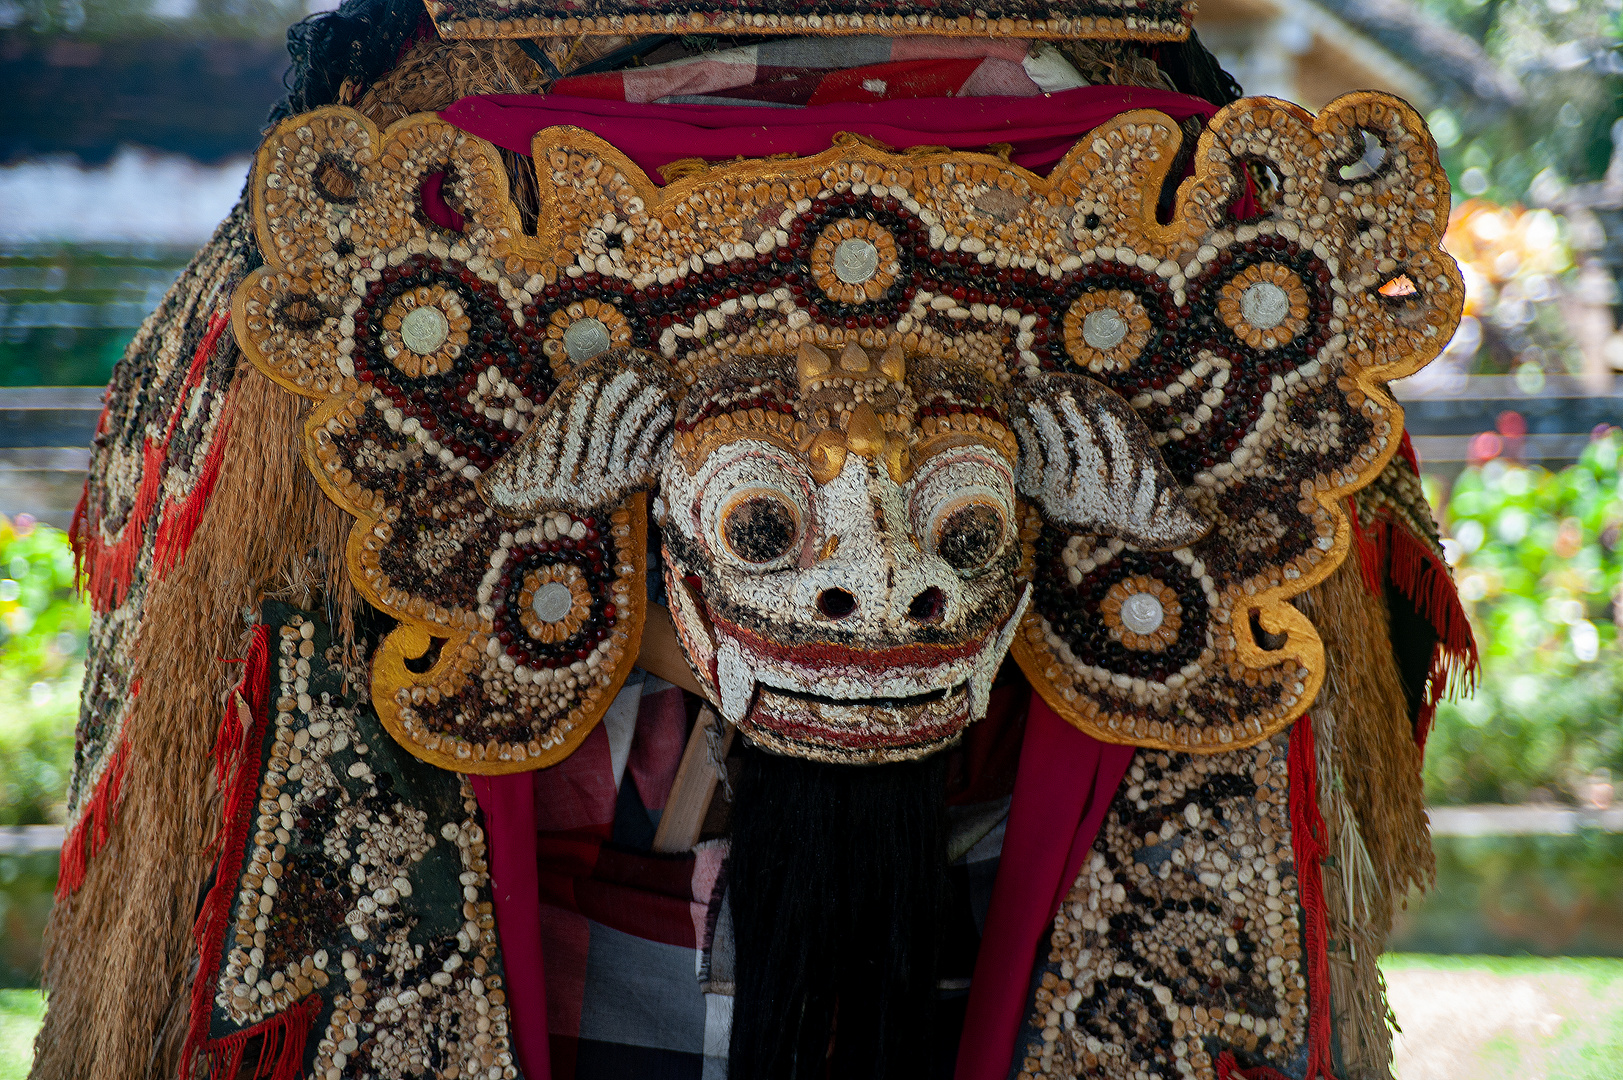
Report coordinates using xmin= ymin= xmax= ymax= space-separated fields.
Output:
xmin=708 ymin=612 xmax=993 ymax=670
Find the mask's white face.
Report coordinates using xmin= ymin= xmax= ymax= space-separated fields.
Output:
xmin=661 ymin=426 xmax=1031 ymax=764
xmin=481 ymin=344 xmax=1203 ymax=766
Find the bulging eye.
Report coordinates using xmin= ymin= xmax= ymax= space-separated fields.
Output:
xmin=721 ymin=490 xmax=801 ymax=566
xmin=910 ymin=450 xmax=1016 ymax=576
xmin=934 ymin=500 xmax=1006 ymax=572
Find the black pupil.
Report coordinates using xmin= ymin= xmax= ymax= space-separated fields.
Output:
xmin=937 ymin=503 xmax=1003 ymax=571
xmin=724 ymin=495 xmax=797 ymax=564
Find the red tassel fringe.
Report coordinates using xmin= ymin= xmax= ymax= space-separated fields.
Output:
xmin=182 ymin=625 xmax=320 ymax=1080
xmin=53 ymin=734 xmax=130 ymax=901
xmin=1388 ymin=525 xmax=1479 ymax=749
xmin=152 ymin=393 xmax=235 ymax=578
xmin=189 ymin=993 xmax=321 ymax=1080
xmin=58 ymin=314 xmax=235 ymax=899
xmin=1288 ymin=718 xmax=1339 ymax=1080
xmin=75 ymin=313 xmax=231 ymax=613
xmin=1343 ymin=484 xmax=1481 ymax=751
xmin=1397 ymin=430 xmax=1421 ymax=475
xmin=1346 ymin=498 xmax=1385 ymax=598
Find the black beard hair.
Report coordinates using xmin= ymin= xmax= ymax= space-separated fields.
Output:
xmin=727 ymin=745 xmax=949 ymax=1079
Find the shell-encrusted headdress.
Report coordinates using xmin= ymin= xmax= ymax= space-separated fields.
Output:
xmin=234 ymin=93 xmax=1460 ymax=771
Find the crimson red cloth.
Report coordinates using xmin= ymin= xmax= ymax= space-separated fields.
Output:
xmin=440 ymin=85 xmax=1221 ymax=182
xmin=472 ymin=772 xmax=551 ymax=1080
xmin=953 ymin=697 xmax=1136 ymax=1080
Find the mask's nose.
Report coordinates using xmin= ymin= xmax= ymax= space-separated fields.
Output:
xmin=816 ymin=587 xmax=858 ymax=620
xmin=793 ymin=455 xmax=962 ymax=632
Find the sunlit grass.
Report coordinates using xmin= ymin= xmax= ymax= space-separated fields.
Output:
xmin=1382 ymin=954 xmax=1623 ymax=1080
xmin=0 ymin=960 xmax=1619 ymax=1077
xmin=0 ymin=990 xmax=44 ymax=1080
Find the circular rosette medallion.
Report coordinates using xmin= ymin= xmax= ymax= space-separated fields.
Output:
xmin=349 ymin=252 xmax=557 ymax=473
xmin=1062 ymin=288 xmax=1154 ymax=374
xmin=1051 ymin=260 xmax=1181 ymax=383
xmin=377 ymin=283 xmax=468 ymax=377
xmin=370 ymin=499 xmax=649 ymax=772
xmin=542 ymin=298 xmax=633 ymax=364
xmin=490 ymin=519 xmax=622 ymax=669
xmin=1218 ymin=262 xmax=1312 ymax=351
xmin=782 ymin=191 xmax=924 ymax=328
xmin=810 ymin=218 xmax=900 ymax=304
xmin=1102 ymin=574 xmax=1183 ymax=652
xmin=1032 ymin=531 xmax=1213 ymax=686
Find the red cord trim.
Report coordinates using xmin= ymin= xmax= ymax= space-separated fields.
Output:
xmin=1287 ymin=718 xmax=1338 ymax=1080
xmin=1345 ymin=498 xmax=1385 ymax=598
xmin=181 ymin=624 xmax=303 ymax=1080
xmin=80 ymin=438 xmax=164 ymax=613
xmin=53 ymin=734 xmax=129 ymax=900
xmin=152 ymin=389 xmax=235 ymax=577
xmin=1216 ymin=1050 xmax=1294 ymax=1080
xmin=188 ymin=993 xmax=321 ymax=1080
xmin=1397 ymin=430 xmax=1420 ymax=475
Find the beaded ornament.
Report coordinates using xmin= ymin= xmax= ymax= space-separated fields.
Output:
xmin=1015 ymin=738 xmax=1303 ymax=1078
xmin=233 ymin=92 xmax=1460 ymax=769
xmin=422 ymin=0 xmax=1195 ymax=42
xmin=63 ymin=210 xmax=252 ymax=896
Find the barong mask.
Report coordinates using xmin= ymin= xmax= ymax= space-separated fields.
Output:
xmin=233 ymin=93 xmax=1462 ymax=773
xmin=479 ymin=344 xmax=1204 ymax=762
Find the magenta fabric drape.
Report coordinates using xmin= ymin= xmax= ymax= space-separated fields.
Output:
xmin=440 ymin=85 xmax=1221 ymax=181
xmin=953 ymin=698 xmax=1137 ymax=1080
xmin=471 ymin=772 xmax=551 ymax=1080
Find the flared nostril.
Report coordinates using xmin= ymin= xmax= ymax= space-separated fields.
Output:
xmin=817 ymin=588 xmax=858 ymax=620
xmin=907 ymin=586 xmax=946 ymax=623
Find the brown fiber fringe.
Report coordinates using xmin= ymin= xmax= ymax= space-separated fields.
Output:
xmin=34 ymin=366 xmax=350 ymax=1080
xmin=353 ymin=36 xmax=550 ymax=127
xmin=1296 ymin=554 xmax=1434 ymax=1079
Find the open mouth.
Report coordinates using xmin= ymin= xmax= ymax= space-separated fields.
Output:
xmin=760 ymin=682 xmax=958 ymax=709
xmin=661 ymin=563 xmax=1034 ymax=763
xmin=744 ymin=681 xmax=974 ymax=763
xmin=701 ymin=585 xmax=1030 ymax=764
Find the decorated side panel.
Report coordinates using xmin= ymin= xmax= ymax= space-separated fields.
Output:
xmin=187 ymin=602 xmax=520 ymax=1078
xmin=1014 ymin=735 xmax=1313 ymax=1079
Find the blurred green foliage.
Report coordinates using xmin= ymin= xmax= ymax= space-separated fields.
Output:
xmin=1428 ymin=434 xmax=1623 ymax=804
xmin=1417 ymin=0 xmax=1623 ymax=204
xmin=0 ymin=249 xmax=195 ymax=387
xmin=0 ymin=516 xmax=84 ymax=826
xmin=0 ymin=988 xmax=47 ymax=1080
xmin=1391 ymin=832 xmax=1623 ymax=955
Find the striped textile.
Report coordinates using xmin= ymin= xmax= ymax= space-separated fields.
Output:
xmin=551 ymin=36 xmax=1089 ymax=107
xmin=532 ymin=668 xmax=1029 ymax=1078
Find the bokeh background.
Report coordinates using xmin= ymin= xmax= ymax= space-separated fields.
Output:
xmin=3 ymin=1 xmax=1623 ymax=1076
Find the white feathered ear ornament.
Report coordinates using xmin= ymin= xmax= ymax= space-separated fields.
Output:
xmin=477 ymin=348 xmax=680 ymax=516
xmin=1008 ymin=373 xmax=1208 ymax=551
